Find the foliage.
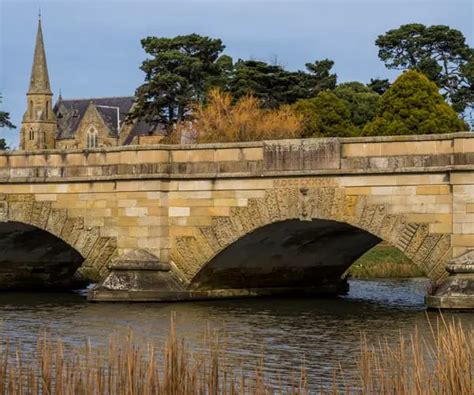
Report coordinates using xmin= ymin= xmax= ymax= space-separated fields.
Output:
xmin=0 ymin=93 xmax=15 ymax=151
xmin=363 ymin=70 xmax=466 ymax=136
xmin=375 ymin=23 xmax=472 ymax=111
xmin=228 ymin=58 xmax=337 ymax=108
xmin=293 ymin=91 xmax=357 ymax=137
xmin=128 ymin=34 xmax=226 ymax=128
xmin=452 ymin=51 xmax=474 ymax=119
xmin=185 ymin=89 xmax=303 ymax=143
xmin=367 ymin=78 xmax=390 ymax=95
xmin=334 ymin=82 xmax=380 ymax=130
xmin=348 ymin=244 xmax=424 ymax=278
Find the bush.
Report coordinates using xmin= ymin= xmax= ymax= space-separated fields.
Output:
xmin=363 ymin=70 xmax=467 ymax=136
xmin=293 ymin=91 xmax=358 ymax=138
xmin=175 ymin=89 xmax=303 ymax=143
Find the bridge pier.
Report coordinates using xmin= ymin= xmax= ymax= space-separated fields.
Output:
xmin=425 ymin=250 xmax=474 ymax=309
xmin=88 ymin=249 xmax=350 ymax=302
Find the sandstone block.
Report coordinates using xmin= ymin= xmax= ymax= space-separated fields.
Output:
xmin=169 ymin=207 xmax=190 ymax=217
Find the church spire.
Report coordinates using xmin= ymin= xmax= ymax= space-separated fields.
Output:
xmin=28 ymin=14 xmax=52 ymax=94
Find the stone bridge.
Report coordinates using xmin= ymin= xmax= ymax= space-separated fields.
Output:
xmin=2 ymin=133 xmax=474 ymax=308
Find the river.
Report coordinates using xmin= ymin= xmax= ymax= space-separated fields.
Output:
xmin=1 ymin=278 xmax=473 ymax=390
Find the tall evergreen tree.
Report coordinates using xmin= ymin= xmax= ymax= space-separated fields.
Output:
xmin=376 ymin=24 xmax=472 ymax=110
xmin=128 ymin=34 xmax=225 ymax=127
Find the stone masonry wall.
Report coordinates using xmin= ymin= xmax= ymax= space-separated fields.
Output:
xmin=1 ymin=132 xmax=474 ymax=284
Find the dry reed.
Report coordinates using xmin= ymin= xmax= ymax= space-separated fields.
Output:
xmin=0 ymin=315 xmax=471 ymax=394
xmin=357 ymin=316 xmax=473 ymax=395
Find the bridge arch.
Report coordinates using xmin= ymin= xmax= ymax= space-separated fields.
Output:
xmin=1 ymin=194 xmax=118 ymax=283
xmin=170 ymin=187 xmax=452 ymax=291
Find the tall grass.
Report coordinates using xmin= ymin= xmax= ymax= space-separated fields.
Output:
xmin=358 ymin=317 xmax=473 ymax=394
xmin=0 ymin=316 xmax=471 ymax=394
xmin=348 ymin=244 xmax=425 ymax=279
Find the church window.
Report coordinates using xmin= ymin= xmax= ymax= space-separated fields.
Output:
xmin=29 ymin=100 xmax=33 ymax=118
xmin=46 ymin=101 xmax=49 ymax=118
xmin=87 ymin=127 xmax=99 ymax=148
xmin=29 ymin=129 xmax=34 ymax=140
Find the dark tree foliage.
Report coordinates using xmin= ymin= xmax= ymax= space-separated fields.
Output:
xmin=128 ymin=34 xmax=226 ymax=127
xmin=304 ymin=59 xmax=338 ymax=95
xmin=293 ymin=91 xmax=357 ymax=138
xmin=228 ymin=58 xmax=337 ymax=108
xmin=363 ymin=70 xmax=466 ymax=136
xmin=228 ymin=60 xmax=292 ymax=108
xmin=334 ymin=82 xmax=380 ymax=130
xmin=0 ymin=94 xmax=15 ymax=151
xmin=367 ymin=78 xmax=391 ymax=95
xmin=375 ymin=23 xmax=472 ymax=111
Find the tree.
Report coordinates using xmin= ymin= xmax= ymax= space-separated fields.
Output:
xmin=375 ymin=24 xmax=472 ymax=108
xmin=334 ymin=82 xmax=380 ymax=130
xmin=128 ymin=34 xmax=225 ymax=128
xmin=228 ymin=60 xmax=291 ymax=108
xmin=293 ymin=91 xmax=357 ymax=138
xmin=363 ymin=70 xmax=466 ymax=136
xmin=228 ymin=58 xmax=337 ymax=108
xmin=367 ymin=78 xmax=390 ymax=95
xmin=452 ymin=50 xmax=474 ymax=122
xmin=172 ymin=88 xmax=302 ymax=143
xmin=0 ymin=94 xmax=15 ymax=150
xmin=304 ymin=59 xmax=337 ymax=95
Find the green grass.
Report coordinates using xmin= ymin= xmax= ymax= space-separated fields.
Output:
xmin=348 ymin=243 xmax=425 ymax=278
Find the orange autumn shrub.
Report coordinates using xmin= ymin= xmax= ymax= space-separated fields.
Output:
xmin=173 ymin=89 xmax=303 ymax=144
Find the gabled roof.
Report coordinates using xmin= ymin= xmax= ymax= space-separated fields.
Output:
xmin=53 ymin=96 xmax=166 ymax=142
xmin=54 ymin=96 xmax=134 ymax=139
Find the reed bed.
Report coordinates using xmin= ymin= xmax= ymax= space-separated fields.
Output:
xmin=357 ymin=317 xmax=473 ymax=395
xmin=0 ymin=315 xmax=472 ymax=394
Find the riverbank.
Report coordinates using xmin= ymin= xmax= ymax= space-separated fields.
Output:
xmin=348 ymin=243 xmax=424 ymax=278
xmin=1 ymin=316 xmax=471 ymax=394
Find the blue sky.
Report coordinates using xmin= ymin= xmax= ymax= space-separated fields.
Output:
xmin=1 ymin=0 xmax=472 ymax=148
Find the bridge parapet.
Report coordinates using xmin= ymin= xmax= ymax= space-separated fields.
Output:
xmin=1 ymin=132 xmax=474 ymax=182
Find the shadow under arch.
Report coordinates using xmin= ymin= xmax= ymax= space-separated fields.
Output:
xmin=0 ymin=221 xmax=85 ymax=290
xmin=190 ymin=218 xmax=382 ymax=291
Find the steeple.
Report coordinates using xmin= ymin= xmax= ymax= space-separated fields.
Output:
xmin=28 ymin=14 xmax=52 ymax=95
xmin=20 ymin=13 xmax=56 ymax=151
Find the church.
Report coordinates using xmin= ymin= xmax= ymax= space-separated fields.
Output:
xmin=20 ymin=17 xmax=165 ymax=151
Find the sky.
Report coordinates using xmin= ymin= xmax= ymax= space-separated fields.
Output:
xmin=0 ymin=0 xmax=473 ymax=148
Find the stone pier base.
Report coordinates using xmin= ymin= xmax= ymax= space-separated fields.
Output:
xmin=88 ymin=249 xmax=349 ymax=302
xmin=425 ymin=251 xmax=474 ymax=309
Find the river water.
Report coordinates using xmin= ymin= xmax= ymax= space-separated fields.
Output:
xmin=1 ymin=278 xmax=473 ymax=390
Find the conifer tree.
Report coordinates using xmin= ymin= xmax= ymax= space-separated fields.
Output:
xmin=363 ymin=70 xmax=466 ymax=136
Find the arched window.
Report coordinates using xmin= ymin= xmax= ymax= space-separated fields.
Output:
xmin=29 ymin=100 xmax=34 ymax=118
xmin=87 ymin=127 xmax=98 ymax=148
xmin=29 ymin=129 xmax=34 ymax=141
xmin=45 ymin=100 xmax=49 ymax=119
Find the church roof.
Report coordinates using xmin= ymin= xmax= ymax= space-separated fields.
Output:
xmin=54 ymin=96 xmax=162 ymax=141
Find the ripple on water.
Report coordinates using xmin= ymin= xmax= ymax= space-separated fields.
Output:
xmin=0 ymin=278 xmax=473 ymax=390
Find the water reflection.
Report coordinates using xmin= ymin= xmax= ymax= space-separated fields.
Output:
xmin=0 ymin=278 xmax=472 ymax=389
